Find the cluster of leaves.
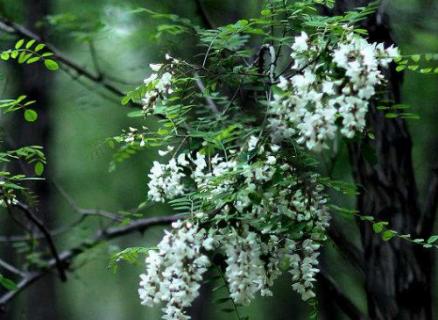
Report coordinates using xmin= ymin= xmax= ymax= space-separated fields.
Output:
xmin=395 ymin=53 xmax=438 ymax=74
xmin=44 ymin=13 xmax=104 ymax=42
xmin=0 ymin=95 xmax=38 ymax=122
xmin=1 ymin=38 xmax=59 ymax=71
xmin=108 ymin=246 xmax=156 ymax=273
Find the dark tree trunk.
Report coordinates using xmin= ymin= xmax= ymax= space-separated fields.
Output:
xmin=14 ymin=0 xmax=58 ymax=319
xmin=334 ymin=1 xmax=434 ymax=319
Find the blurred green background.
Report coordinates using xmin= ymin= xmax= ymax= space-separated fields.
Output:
xmin=0 ymin=0 xmax=437 ymax=319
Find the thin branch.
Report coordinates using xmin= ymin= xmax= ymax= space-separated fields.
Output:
xmin=11 ymin=201 xmax=67 ymax=282
xmin=0 ymin=214 xmax=181 ymax=311
xmin=88 ymin=40 xmax=103 ymax=80
xmin=53 ymin=182 xmax=122 ymax=222
xmin=0 ymin=16 xmax=140 ymax=109
xmin=318 ymin=270 xmax=367 ymax=320
xmin=328 ymin=223 xmax=364 ymax=274
xmin=194 ymin=72 xmax=219 ymax=113
xmin=0 ymin=259 xmax=25 ymax=278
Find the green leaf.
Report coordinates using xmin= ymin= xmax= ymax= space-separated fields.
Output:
xmin=382 ymin=230 xmax=397 ymax=241
xmin=108 ymin=247 xmax=156 ymax=272
xmin=35 ymin=44 xmax=45 ymax=52
xmin=1 ymin=51 xmax=10 ymax=61
xmin=385 ymin=112 xmax=398 ymax=119
xmin=411 ymin=54 xmax=421 ymax=62
xmin=372 ymin=221 xmax=388 ymax=234
xmin=34 ymin=162 xmax=44 ymax=176
xmin=0 ymin=274 xmax=17 ymax=291
xmin=420 ymin=68 xmax=433 ymax=74
xmin=15 ymin=39 xmax=24 ymax=49
xmin=24 ymin=109 xmax=38 ymax=122
xmin=44 ymin=59 xmax=59 ymax=71
xmin=27 ymin=56 xmax=41 ymax=64
xmin=26 ymin=39 xmax=36 ymax=49
xmin=427 ymin=235 xmax=438 ymax=244
xmin=127 ymin=110 xmax=144 ymax=118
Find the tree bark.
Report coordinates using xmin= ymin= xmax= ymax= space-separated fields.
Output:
xmin=14 ymin=0 xmax=58 ymax=319
xmin=334 ymin=1 xmax=434 ymax=319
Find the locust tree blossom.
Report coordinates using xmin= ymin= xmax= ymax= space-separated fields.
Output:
xmin=141 ymin=136 xmax=330 ymax=319
xmin=138 ymin=221 xmax=215 ymax=320
xmin=269 ymin=30 xmax=399 ymax=151
xmin=134 ymin=14 xmax=398 ymax=320
xmin=147 ymin=159 xmax=185 ymax=202
xmin=142 ymin=64 xmax=174 ymax=111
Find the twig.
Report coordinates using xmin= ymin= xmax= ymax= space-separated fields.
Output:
xmin=53 ymin=182 xmax=122 ymax=222
xmin=0 ymin=16 xmax=140 ymax=109
xmin=328 ymin=223 xmax=364 ymax=274
xmin=88 ymin=40 xmax=102 ymax=80
xmin=0 ymin=214 xmax=181 ymax=311
xmin=194 ymin=72 xmax=219 ymax=113
xmin=318 ymin=270 xmax=367 ymax=319
xmin=0 ymin=259 xmax=25 ymax=277
xmin=11 ymin=201 xmax=67 ymax=282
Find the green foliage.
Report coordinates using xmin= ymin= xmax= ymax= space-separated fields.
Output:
xmin=0 ymin=94 xmax=39 ymax=122
xmin=108 ymin=247 xmax=156 ymax=272
xmin=24 ymin=108 xmax=38 ymax=122
xmin=377 ymin=103 xmax=420 ymax=120
xmin=395 ymin=54 xmax=438 ymax=74
xmin=45 ymin=13 xmax=104 ymax=42
xmin=1 ymin=38 xmax=59 ymax=71
xmin=0 ymin=274 xmax=17 ymax=291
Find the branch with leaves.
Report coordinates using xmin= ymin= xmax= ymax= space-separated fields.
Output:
xmin=0 ymin=213 xmax=180 ymax=311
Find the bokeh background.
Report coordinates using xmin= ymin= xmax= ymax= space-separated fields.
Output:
xmin=0 ymin=0 xmax=437 ymax=319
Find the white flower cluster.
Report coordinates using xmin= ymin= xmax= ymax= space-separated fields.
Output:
xmin=142 ymin=63 xmax=173 ymax=111
xmin=269 ymin=30 xmax=399 ymax=151
xmin=147 ymin=151 xmax=238 ymax=203
xmin=142 ymin=137 xmax=330 ymax=318
xmin=222 ymin=229 xmax=270 ymax=305
xmin=289 ymin=238 xmax=321 ymax=301
xmin=147 ymin=158 xmax=185 ymax=202
xmin=138 ymin=221 xmax=215 ymax=320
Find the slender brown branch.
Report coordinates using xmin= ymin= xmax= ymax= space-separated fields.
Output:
xmin=318 ymin=270 xmax=367 ymax=320
xmin=11 ymin=201 xmax=67 ymax=282
xmin=194 ymin=72 xmax=219 ymax=113
xmin=0 ymin=214 xmax=181 ymax=312
xmin=328 ymin=223 xmax=364 ymax=274
xmin=0 ymin=16 xmax=140 ymax=109
xmin=0 ymin=259 xmax=25 ymax=277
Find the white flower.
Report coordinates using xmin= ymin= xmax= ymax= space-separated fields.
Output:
xmin=248 ymin=135 xmax=259 ymax=151
xmin=147 ymin=159 xmax=185 ymax=202
xmin=269 ymin=31 xmax=398 ymax=151
xmin=158 ymin=145 xmax=175 ymax=156
xmin=150 ymin=63 xmax=163 ymax=71
xmin=291 ymin=31 xmax=309 ymax=53
xmin=139 ymin=222 xmax=214 ymax=320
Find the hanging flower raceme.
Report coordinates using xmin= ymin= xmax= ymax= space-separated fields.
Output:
xmin=139 ymin=135 xmax=330 ymax=319
xmin=269 ymin=29 xmax=399 ymax=151
xmin=138 ymin=221 xmax=215 ymax=320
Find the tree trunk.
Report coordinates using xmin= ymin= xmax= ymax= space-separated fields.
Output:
xmin=14 ymin=0 xmax=58 ymax=319
xmin=334 ymin=1 xmax=434 ymax=319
